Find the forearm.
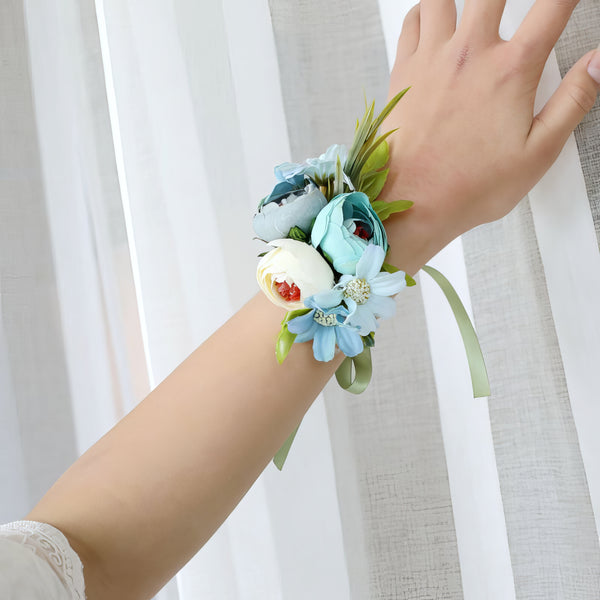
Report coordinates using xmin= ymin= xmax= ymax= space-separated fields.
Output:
xmin=28 ymin=292 xmax=342 ymax=599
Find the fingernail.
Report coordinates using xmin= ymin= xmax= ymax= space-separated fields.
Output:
xmin=587 ymin=44 xmax=600 ymax=84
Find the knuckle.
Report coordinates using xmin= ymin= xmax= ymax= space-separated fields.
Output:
xmin=567 ymin=81 xmax=597 ymax=114
xmin=500 ymin=41 xmax=535 ymax=83
xmin=399 ymin=3 xmax=420 ymax=30
xmin=554 ymin=0 xmax=577 ymax=10
xmin=530 ymin=116 xmax=559 ymax=159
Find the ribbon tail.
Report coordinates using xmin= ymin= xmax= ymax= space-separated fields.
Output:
xmin=335 ymin=346 xmax=372 ymax=394
xmin=421 ymin=265 xmax=490 ymax=398
xmin=273 ymin=424 xmax=301 ymax=470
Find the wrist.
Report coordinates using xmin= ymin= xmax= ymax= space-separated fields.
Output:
xmin=379 ymin=180 xmax=458 ymax=276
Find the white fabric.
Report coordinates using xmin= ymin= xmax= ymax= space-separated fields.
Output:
xmin=0 ymin=521 xmax=85 ymax=600
xmin=3 ymin=0 xmax=600 ymax=598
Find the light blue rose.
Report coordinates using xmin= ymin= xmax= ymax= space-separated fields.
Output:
xmin=311 ymin=192 xmax=387 ymax=275
xmin=274 ymin=144 xmax=348 ymax=184
xmin=253 ymin=176 xmax=327 ymax=242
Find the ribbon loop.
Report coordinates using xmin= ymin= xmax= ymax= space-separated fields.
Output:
xmin=335 ymin=345 xmax=372 ymax=394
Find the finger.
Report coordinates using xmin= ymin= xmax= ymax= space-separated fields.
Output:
xmin=527 ymin=50 xmax=600 ymax=162
xmin=459 ymin=0 xmax=507 ymax=42
xmin=511 ymin=0 xmax=578 ymax=66
xmin=396 ymin=3 xmax=421 ymax=59
xmin=419 ymin=0 xmax=456 ymax=46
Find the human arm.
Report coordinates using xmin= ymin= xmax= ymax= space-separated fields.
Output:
xmin=26 ymin=0 xmax=599 ymax=598
xmin=28 ymin=293 xmax=342 ymax=599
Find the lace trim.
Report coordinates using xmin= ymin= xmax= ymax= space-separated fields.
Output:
xmin=0 ymin=520 xmax=85 ymax=599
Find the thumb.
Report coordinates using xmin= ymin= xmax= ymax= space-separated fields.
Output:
xmin=528 ymin=47 xmax=600 ymax=160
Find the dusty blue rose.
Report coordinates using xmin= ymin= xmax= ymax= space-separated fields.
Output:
xmin=253 ymin=175 xmax=327 ymax=242
xmin=310 ymin=192 xmax=387 ymax=275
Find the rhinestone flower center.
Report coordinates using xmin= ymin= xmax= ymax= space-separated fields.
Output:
xmin=314 ymin=309 xmax=338 ymax=327
xmin=344 ymin=278 xmax=370 ymax=305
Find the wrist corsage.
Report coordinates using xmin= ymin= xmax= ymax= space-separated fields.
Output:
xmin=253 ymin=90 xmax=489 ymax=469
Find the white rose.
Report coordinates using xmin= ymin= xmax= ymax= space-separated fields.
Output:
xmin=257 ymin=239 xmax=334 ymax=310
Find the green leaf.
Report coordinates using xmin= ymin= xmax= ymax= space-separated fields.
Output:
xmin=275 ymin=308 xmax=310 ymax=364
xmin=359 ymin=169 xmax=388 ymax=201
xmin=257 ymin=251 xmax=268 ymax=258
xmin=371 ymin=199 xmax=414 ymax=221
xmin=333 ymin=156 xmax=344 ymax=196
xmin=405 ymin=273 xmax=416 ymax=287
xmin=369 ymin=87 xmax=410 ymax=138
xmin=322 ymin=250 xmax=334 ymax=265
xmin=381 ymin=261 xmax=399 ymax=273
xmin=354 ymin=129 xmax=398 ymax=176
xmin=345 ymin=102 xmax=376 ymax=183
xmin=345 ymin=89 xmax=410 ymax=185
xmin=363 ymin=332 xmax=375 ymax=348
xmin=362 ymin=139 xmax=389 ymax=173
xmin=288 ymin=226 xmax=308 ymax=242
xmin=276 ymin=328 xmax=297 ymax=364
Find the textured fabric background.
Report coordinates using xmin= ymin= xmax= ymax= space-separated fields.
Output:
xmin=0 ymin=0 xmax=78 ymax=515
xmin=267 ymin=0 xmax=389 ymax=160
xmin=555 ymin=0 xmax=600 ymax=240
xmin=462 ymin=201 xmax=600 ymax=599
xmin=2 ymin=0 xmax=600 ymax=598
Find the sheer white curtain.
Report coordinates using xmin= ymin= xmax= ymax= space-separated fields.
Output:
xmin=2 ymin=0 xmax=600 ymax=598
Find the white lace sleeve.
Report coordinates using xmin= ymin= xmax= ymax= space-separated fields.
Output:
xmin=0 ymin=520 xmax=85 ymax=599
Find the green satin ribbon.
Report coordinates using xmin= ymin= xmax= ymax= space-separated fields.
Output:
xmin=273 ymin=424 xmax=300 ymax=470
xmin=335 ymin=345 xmax=373 ymax=394
xmin=421 ymin=265 xmax=490 ymax=398
xmin=273 ymin=347 xmax=372 ymax=470
xmin=272 ymin=266 xmax=489 ymax=469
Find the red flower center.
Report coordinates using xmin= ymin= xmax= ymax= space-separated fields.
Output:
xmin=354 ymin=224 xmax=370 ymax=240
xmin=276 ymin=281 xmax=301 ymax=302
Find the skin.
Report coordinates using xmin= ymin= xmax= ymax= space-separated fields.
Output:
xmin=383 ymin=0 xmax=600 ymax=274
xmin=27 ymin=0 xmax=599 ymax=598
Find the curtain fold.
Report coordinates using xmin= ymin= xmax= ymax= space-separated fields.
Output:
xmin=2 ymin=0 xmax=599 ymax=598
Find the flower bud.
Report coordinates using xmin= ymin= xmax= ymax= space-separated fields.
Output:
xmin=257 ymin=239 xmax=334 ymax=310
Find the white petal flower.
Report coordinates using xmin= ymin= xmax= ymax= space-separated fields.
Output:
xmin=256 ymin=239 xmax=335 ymax=310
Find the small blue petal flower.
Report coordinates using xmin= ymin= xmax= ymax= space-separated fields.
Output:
xmin=294 ymin=320 xmax=320 ymax=344
xmin=305 ymin=144 xmax=349 ymax=181
xmin=370 ymin=272 xmax=408 ymax=296
xmin=356 ymin=244 xmax=384 ymax=281
xmin=312 ymin=287 xmax=344 ymax=310
xmin=287 ymin=310 xmax=316 ymax=335
xmin=274 ymin=163 xmax=306 ymax=182
xmin=273 ymin=144 xmax=349 ymax=184
xmin=314 ymin=326 xmax=337 ymax=362
xmin=337 ymin=243 xmax=407 ymax=335
xmin=287 ymin=294 xmax=362 ymax=362
xmin=335 ymin=325 xmax=364 ymax=357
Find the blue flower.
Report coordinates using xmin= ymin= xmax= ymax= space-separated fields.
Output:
xmin=274 ymin=144 xmax=348 ymax=184
xmin=316 ymin=244 xmax=406 ymax=335
xmin=311 ymin=192 xmax=388 ymax=275
xmin=287 ymin=292 xmax=364 ymax=362
xmin=305 ymin=144 xmax=349 ymax=182
xmin=254 ymin=176 xmax=327 ymax=242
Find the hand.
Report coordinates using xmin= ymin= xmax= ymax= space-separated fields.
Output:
xmin=381 ymin=0 xmax=600 ymax=273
